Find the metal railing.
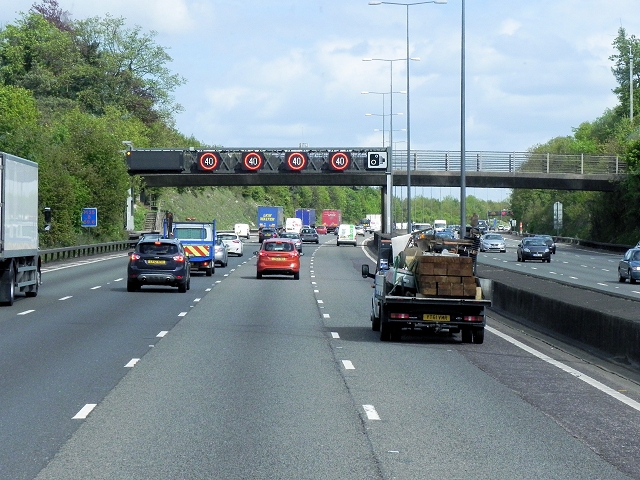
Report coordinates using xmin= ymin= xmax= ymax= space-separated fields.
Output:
xmin=391 ymin=150 xmax=627 ymax=175
xmin=40 ymin=240 xmax=135 ymax=263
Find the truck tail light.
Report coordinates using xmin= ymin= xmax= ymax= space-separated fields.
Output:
xmin=463 ymin=315 xmax=483 ymax=322
xmin=390 ymin=313 xmax=410 ymax=319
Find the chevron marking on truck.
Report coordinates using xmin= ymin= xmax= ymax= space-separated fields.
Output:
xmin=184 ymin=245 xmax=210 ymax=257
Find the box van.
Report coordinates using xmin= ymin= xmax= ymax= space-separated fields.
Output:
xmin=336 ymin=224 xmax=357 ymax=246
xmin=234 ymin=223 xmax=250 ymax=239
xmin=285 ymin=217 xmax=302 ymax=234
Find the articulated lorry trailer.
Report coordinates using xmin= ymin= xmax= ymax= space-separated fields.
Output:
xmin=0 ymin=153 xmax=41 ymax=306
xmin=257 ymin=206 xmax=284 ymax=230
xmin=295 ymin=208 xmax=316 ymax=227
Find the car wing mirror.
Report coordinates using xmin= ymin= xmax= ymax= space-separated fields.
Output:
xmin=362 ymin=264 xmax=375 ymax=279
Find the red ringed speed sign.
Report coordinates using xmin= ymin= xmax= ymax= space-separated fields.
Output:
xmin=330 ymin=152 xmax=350 ymax=171
xmin=242 ymin=152 xmax=264 ymax=171
xmin=285 ymin=152 xmax=308 ymax=171
xmin=198 ymin=152 xmax=221 ymax=171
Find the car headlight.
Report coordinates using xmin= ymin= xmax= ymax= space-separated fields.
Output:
xmin=524 ymin=248 xmax=531 ymax=253
xmin=633 ymin=266 xmax=640 ymax=271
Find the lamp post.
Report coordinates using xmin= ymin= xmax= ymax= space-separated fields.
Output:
xmin=363 ymin=57 xmax=411 ymax=233
xmin=369 ymin=0 xmax=447 ymax=233
xmin=460 ymin=0 xmax=466 ymax=235
xmin=365 ymin=112 xmax=404 ymax=146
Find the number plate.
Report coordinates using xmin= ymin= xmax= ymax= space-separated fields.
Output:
xmin=146 ymin=259 xmax=166 ymax=265
xmin=423 ymin=314 xmax=450 ymax=322
xmin=272 ymin=257 xmax=287 ymax=261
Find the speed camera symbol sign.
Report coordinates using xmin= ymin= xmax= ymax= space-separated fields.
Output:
xmin=367 ymin=151 xmax=388 ymax=170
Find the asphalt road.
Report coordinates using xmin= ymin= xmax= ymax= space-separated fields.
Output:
xmin=0 ymin=234 xmax=638 ymax=479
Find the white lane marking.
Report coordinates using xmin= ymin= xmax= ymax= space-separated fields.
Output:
xmin=632 ymin=291 xmax=640 ymax=295
xmin=311 ymin=282 xmax=317 ymax=285
xmin=314 ymin=289 xmax=319 ymax=293
xmin=59 ymin=296 xmax=72 ymax=301
xmin=363 ymin=404 xmax=381 ymax=420
xmin=323 ymin=314 xmax=330 ymax=319
xmin=230 ymin=269 xmax=236 ymax=272
xmin=178 ymin=312 xmax=188 ymax=317
xmin=342 ymin=360 xmax=355 ymax=370
xmin=124 ymin=358 xmax=140 ymax=368
xmin=18 ymin=310 xmax=35 ymax=316
xmin=597 ymin=283 xmax=608 ymax=286
xmin=42 ymin=253 xmax=128 ymax=273
xmin=215 ymin=280 xmax=222 ymax=284
xmin=157 ymin=331 xmax=168 ymax=337
xmin=114 ymin=278 xmax=123 ymax=282
xmin=72 ymin=403 xmax=97 ymax=419
xmin=487 ymin=326 xmax=640 ymax=412
xmin=317 ymin=300 xmax=324 ymax=304
xmin=194 ymin=298 xmax=201 ymax=302
xmin=224 ymin=274 xmax=229 ymax=277
xmin=205 ymin=288 xmax=212 ymax=292
xmin=310 ymin=270 xmax=314 ymax=273
xmin=569 ymin=276 xmax=578 ymax=279
xmin=91 ymin=286 xmax=101 ymax=290
xmin=331 ymin=332 xmax=340 ymax=338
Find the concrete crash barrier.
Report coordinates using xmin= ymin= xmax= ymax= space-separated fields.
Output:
xmin=478 ymin=265 xmax=640 ymax=368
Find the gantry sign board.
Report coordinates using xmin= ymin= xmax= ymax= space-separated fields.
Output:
xmin=124 ymin=148 xmax=390 ymax=187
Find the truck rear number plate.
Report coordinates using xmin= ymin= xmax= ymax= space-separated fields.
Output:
xmin=423 ymin=314 xmax=450 ymax=322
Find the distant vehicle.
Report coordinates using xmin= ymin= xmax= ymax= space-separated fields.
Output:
xmin=433 ymin=219 xmax=447 ymax=232
xmin=366 ymin=214 xmax=381 ymax=232
xmin=321 ymin=209 xmax=342 ymax=233
xmin=285 ymin=217 xmax=303 ymax=234
xmin=295 ymin=208 xmax=316 ymax=228
xmin=300 ymin=227 xmax=319 ymax=244
xmin=218 ymin=233 xmax=244 ymax=256
xmin=412 ymin=223 xmax=432 ymax=232
xmin=279 ymin=231 xmax=303 ymax=253
xmin=234 ymin=223 xmax=250 ymax=239
xmin=534 ymin=234 xmax=556 ymax=254
xmin=214 ymin=238 xmax=228 ymax=267
xmin=255 ymin=238 xmax=300 ymax=280
xmin=257 ymin=205 xmax=284 ymax=230
xmin=259 ymin=227 xmax=278 ymax=243
xmin=618 ymin=248 xmax=640 ymax=284
xmin=137 ymin=233 xmax=164 ymax=243
xmin=170 ymin=219 xmax=217 ymax=277
xmin=337 ymin=224 xmax=357 ymax=246
xmin=355 ymin=225 xmax=365 ymax=236
xmin=480 ymin=233 xmax=506 ymax=253
xmin=477 ymin=220 xmax=488 ymax=234
xmin=127 ymin=238 xmax=190 ymax=292
xmin=517 ymin=237 xmax=551 ymax=263
xmin=315 ymin=225 xmax=328 ymax=235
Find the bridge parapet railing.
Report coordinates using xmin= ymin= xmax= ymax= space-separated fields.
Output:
xmin=391 ymin=150 xmax=627 ymax=175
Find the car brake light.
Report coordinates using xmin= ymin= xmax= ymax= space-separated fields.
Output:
xmin=130 ymin=253 xmax=141 ymax=261
xmin=173 ymin=255 xmax=185 ymax=262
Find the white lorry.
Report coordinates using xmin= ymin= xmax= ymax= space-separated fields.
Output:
xmin=0 ymin=153 xmax=41 ymax=306
xmin=366 ymin=214 xmax=382 ymax=233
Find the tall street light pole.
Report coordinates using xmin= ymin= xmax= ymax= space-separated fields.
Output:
xmin=369 ymin=1 xmax=447 ymax=233
xmin=460 ymin=0 xmax=467 ymax=235
xmin=363 ymin=57 xmax=408 ymax=233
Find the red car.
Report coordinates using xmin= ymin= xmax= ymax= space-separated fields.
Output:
xmin=255 ymin=238 xmax=300 ymax=280
xmin=315 ymin=225 xmax=328 ymax=235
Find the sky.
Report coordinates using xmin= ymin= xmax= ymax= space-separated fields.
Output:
xmin=2 ymin=0 xmax=638 ymax=203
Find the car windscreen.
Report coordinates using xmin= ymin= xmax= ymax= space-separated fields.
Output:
xmin=485 ymin=235 xmax=502 ymax=240
xmin=139 ymin=243 xmax=179 ymax=255
xmin=524 ymin=239 xmax=546 ymax=246
xmin=264 ymin=242 xmax=293 ymax=251
xmin=174 ymin=227 xmax=205 ymax=240
xmin=218 ymin=234 xmax=235 ymax=240
xmin=633 ymin=251 xmax=640 ymax=261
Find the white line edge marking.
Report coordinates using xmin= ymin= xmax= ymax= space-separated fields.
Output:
xmin=124 ymin=358 xmax=140 ymax=368
xmin=90 ymin=286 xmax=101 ymax=290
xmin=18 ymin=310 xmax=35 ymax=315
xmin=331 ymin=332 xmax=340 ymax=338
xmin=363 ymin=404 xmax=381 ymax=420
xmin=178 ymin=312 xmax=188 ymax=317
xmin=342 ymin=360 xmax=355 ymax=370
xmin=157 ymin=331 xmax=168 ymax=337
xmin=72 ymin=403 xmax=97 ymax=419
xmin=486 ymin=326 xmax=640 ymax=412
xmin=59 ymin=296 xmax=72 ymax=301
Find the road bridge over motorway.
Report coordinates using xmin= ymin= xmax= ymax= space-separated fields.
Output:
xmin=127 ymin=148 xmax=627 ymax=192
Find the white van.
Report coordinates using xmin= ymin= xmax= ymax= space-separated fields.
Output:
xmin=336 ymin=224 xmax=357 ymax=246
xmin=234 ymin=223 xmax=250 ymax=239
xmin=285 ymin=217 xmax=302 ymax=234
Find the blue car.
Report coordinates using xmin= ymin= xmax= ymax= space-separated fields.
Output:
xmin=618 ymin=248 xmax=640 ymax=284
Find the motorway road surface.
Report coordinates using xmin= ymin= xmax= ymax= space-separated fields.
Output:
xmin=0 ymin=234 xmax=638 ymax=479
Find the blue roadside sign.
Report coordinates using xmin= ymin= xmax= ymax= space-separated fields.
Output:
xmin=81 ymin=208 xmax=98 ymax=227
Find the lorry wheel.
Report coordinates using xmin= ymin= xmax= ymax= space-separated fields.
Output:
xmin=472 ymin=327 xmax=485 ymax=344
xmin=371 ymin=311 xmax=380 ymax=332
xmin=389 ymin=326 xmax=401 ymax=342
xmin=461 ymin=327 xmax=472 ymax=343
xmin=206 ymin=266 xmax=213 ymax=277
xmin=380 ymin=322 xmax=391 ymax=341
xmin=0 ymin=263 xmax=16 ymax=306
xmin=25 ymin=268 xmax=40 ymax=297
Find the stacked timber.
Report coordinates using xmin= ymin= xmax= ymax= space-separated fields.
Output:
xmin=409 ymin=254 xmax=478 ymax=299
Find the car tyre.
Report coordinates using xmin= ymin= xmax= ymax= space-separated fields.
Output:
xmin=618 ymin=270 xmax=626 ymax=283
xmin=178 ymin=281 xmax=187 ymax=293
xmin=371 ymin=310 xmax=380 ymax=332
xmin=293 ymin=272 xmax=300 ymax=280
xmin=127 ymin=280 xmax=139 ymax=292
xmin=630 ymin=270 xmax=636 ymax=284
xmin=257 ymin=271 xmax=262 ymax=279
xmin=472 ymin=327 xmax=485 ymax=344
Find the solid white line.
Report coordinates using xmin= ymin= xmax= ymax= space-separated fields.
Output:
xmin=18 ymin=310 xmax=35 ymax=316
xmin=178 ymin=312 xmax=188 ymax=317
xmin=124 ymin=358 xmax=140 ymax=368
xmin=72 ymin=403 xmax=97 ymax=419
xmin=90 ymin=286 xmax=101 ymax=290
xmin=486 ymin=326 xmax=640 ymax=412
xmin=157 ymin=331 xmax=168 ymax=337
xmin=342 ymin=360 xmax=355 ymax=370
xmin=59 ymin=296 xmax=72 ymax=301
xmin=331 ymin=332 xmax=340 ymax=338
xmin=363 ymin=404 xmax=381 ymax=420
